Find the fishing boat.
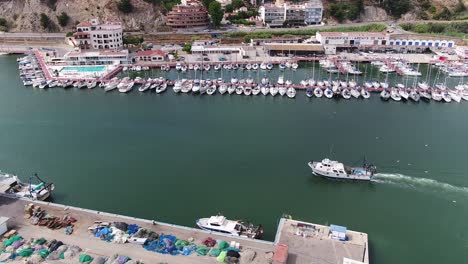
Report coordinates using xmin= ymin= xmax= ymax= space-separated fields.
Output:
xmin=286 ymin=87 xmax=296 ymax=98
xmin=0 ymin=172 xmax=55 ymax=201
xmin=307 ymin=158 xmax=377 ymax=181
xmin=196 ymin=215 xmax=264 ymax=239
xmin=314 ymin=87 xmax=323 ymax=98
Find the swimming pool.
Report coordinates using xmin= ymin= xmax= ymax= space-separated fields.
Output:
xmin=61 ymin=66 xmax=106 ymax=72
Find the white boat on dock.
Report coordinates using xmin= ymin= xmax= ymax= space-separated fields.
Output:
xmin=196 ymin=215 xmax=264 ymax=239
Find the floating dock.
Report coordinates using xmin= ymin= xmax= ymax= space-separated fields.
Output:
xmin=0 ymin=194 xmax=369 ymax=264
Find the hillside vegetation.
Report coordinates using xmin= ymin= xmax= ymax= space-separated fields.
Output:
xmin=0 ymin=0 xmax=466 ymax=32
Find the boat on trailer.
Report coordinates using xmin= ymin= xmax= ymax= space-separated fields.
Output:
xmin=307 ymin=158 xmax=377 ymax=181
xmin=196 ymin=215 xmax=264 ymax=239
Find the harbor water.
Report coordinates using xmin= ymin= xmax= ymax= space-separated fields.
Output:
xmin=1 ymin=54 xmax=468 ymax=264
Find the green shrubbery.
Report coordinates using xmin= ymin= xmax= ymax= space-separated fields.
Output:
xmin=226 ymin=23 xmax=387 ymax=42
xmin=400 ymin=21 xmax=468 ymax=38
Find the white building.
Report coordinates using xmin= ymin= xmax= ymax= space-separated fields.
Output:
xmin=74 ymin=18 xmax=123 ymax=51
xmin=316 ymin=32 xmax=389 ymax=46
xmin=259 ymin=0 xmax=323 ymax=27
xmin=455 ymin=46 xmax=468 ymax=59
xmin=63 ymin=50 xmax=129 ymax=65
xmin=304 ymin=0 xmax=323 ymax=25
xmin=259 ymin=3 xmax=286 ymax=27
xmin=191 ymin=45 xmax=245 ymax=56
xmin=389 ymin=37 xmax=455 ymax=48
xmin=136 ymin=50 xmax=167 ymax=62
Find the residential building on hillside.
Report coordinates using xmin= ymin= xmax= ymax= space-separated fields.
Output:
xmin=73 ymin=18 xmax=123 ymax=51
xmin=304 ymin=0 xmax=323 ymax=25
xmin=166 ymin=0 xmax=210 ymax=29
xmin=259 ymin=0 xmax=323 ymax=27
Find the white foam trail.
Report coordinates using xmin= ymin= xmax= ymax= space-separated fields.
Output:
xmin=373 ymin=173 xmax=468 ymax=194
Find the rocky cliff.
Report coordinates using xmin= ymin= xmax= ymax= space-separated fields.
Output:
xmin=0 ymin=0 xmax=164 ymax=32
xmin=0 ymin=0 xmax=466 ymax=32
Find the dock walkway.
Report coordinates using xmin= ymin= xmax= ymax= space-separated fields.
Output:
xmin=0 ymin=195 xmax=369 ymax=264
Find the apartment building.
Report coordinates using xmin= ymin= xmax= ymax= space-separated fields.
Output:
xmin=74 ymin=18 xmax=123 ymax=51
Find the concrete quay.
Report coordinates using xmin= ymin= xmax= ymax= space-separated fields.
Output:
xmin=0 ymin=195 xmax=369 ymax=264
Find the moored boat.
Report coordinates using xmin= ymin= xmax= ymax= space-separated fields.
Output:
xmin=196 ymin=215 xmax=264 ymax=239
xmin=0 ymin=172 xmax=55 ymax=201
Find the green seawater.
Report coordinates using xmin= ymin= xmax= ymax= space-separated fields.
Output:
xmin=1 ymin=55 xmax=468 ymax=263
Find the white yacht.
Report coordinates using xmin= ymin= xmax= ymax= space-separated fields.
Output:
xmin=361 ymin=89 xmax=371 ymax=99
xmin=278 ymin=86 xmax=287 ymax=96
xmin=314 ymin=87 xmax=323 ymax=98
xmin=0 ymin=172 xmax=55 ymax=201
xmin=270 ymin=86 xmax=279 ymax=96
xmin=156 ymin=83 xmax=167 ymax=94
xmin=308 ymin=158 xmax=377 ymax=181
xmin=196 ymin=215 xmax=263 ymax=239
xmin=218 ymin=84 xmax=227 ymax=95
xmin=286 ymin=87 xmax=296 ymax=98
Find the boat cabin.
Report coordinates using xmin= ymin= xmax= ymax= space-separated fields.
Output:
xmin=330 ymin=224 xmax=347 ymax=241
xmin=206 ymin=215 xmax=239 ymax=232
xmin=319 ymin=159 xmax=346 ymax=175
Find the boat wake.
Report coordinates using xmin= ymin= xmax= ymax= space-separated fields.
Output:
xmin=372 ymin=173 xmax=468 ymax=195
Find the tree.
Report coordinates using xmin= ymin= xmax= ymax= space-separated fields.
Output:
xmin=225 ymin=4 xmax=234 ymax=13
xmin=231 ymin=0 xmax=244 ymax=9
xmin=182 ymin=43 xmax=192 ymax=53
xmin=202 ymin=0 xmax=214 ymax=8
xmin=57 ymin=12 xmax=70 ymax=27
xmin=209 ymin=1 xmax=224 ymax=28
xmin=454 ymin=0 xmax=466 ymax=13
xmin=118 ymin=0 xmax=134 ymax=13
xmin=40 ymin=13 xmax=52 ymax=30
